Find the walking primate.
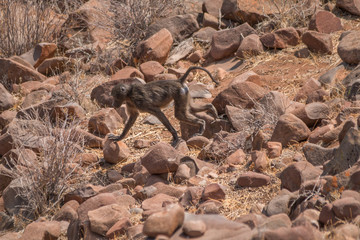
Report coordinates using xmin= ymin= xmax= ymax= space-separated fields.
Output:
xmin=108 ymin=66 xmax=219 ymax=147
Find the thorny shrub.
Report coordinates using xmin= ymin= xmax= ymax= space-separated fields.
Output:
xmin=0 ymin=0 xmax=84 ymax=57
xmin=4 ymin=110 xmax=90 ymax=226
xmin=103 ymin=0 xmax=185 ymax=64
xmin=257 ymin=0 xmax=318 ymax=31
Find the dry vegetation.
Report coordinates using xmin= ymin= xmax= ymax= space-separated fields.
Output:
xmin=0 ymin=0 xmax=360 ymax=238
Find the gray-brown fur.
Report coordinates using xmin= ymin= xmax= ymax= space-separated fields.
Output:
xmin=108 ymin=66 xmax=219 ymax=147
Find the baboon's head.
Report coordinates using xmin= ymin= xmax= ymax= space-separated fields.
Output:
xmin=111 ymin=83 xmax=130 ymax=108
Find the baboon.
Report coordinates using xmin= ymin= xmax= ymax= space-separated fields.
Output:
xmin=108 ymin=66 xmax=219 ymax=147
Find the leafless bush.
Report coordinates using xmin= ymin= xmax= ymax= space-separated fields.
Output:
xmin=257 ymin=0 xmax=317 ymax=30
xmin=102 ymin=0 xmax=185 ymax=63
xmin=5 ymin=110 xmax=88 ymax=222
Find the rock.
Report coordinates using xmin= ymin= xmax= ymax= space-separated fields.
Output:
xmin=21 ymin=90 xmax=51 ymax=109
xmin=198 ymin=131 xmax=249 ymax=161
xmin=0 ymin=110 xmax=16 ymax=129
xmin=266 ymin=142 xmax=282 ymax=158
xmin=188 ymin=50 xmax=203 ymax=63
xmin=294 ymin=78 xmax=322 ymax=102
xmin=106 ymin=217 xmax=131 ymax=239
xmin=141 ymin=142 xmax=180 ymax=174
xmin=203 ymin=12 xmax=226 ymax=30
xmin=202 ymin=183 xmax=226 ymax=201
xmin=225 ymin=148 xmax=246 ymax=165
xmin=182 ymin=220 xmax=206 ymax=237
xmin=139 ymin=61 xmax=165 ymax=82
xmin=308 ymin=10 xmax=343 ymax=33
xmin=336 ymin=0 xmax=360 ymax=16
xmin=141 ymin=193 xmax=179 ymax=212
xmin=166 ymin=38 xmax=194 ymax=65
xmin=235 ymin=34 xmax=264 ymax=58
xmin=143 ymin=204 xmax=184 ymax=238
xmin=302 ymin=143 xmax=335 ymax=166
xmin=308 ymin=124 xmax=334 ymax=143
xmin=193 ymin=27 xmax=217 ymax=43
xmin=291 ymin=102 xmax=330 ymax=127
xmin=319 ymin=203 xmax=337 ymax=225
xmin=258 ymin=213 xmax=292 ymax=230
xmin=136 ymin=28 xmax=173 ymax=65
xmin=333 ymin=197 xmax=360 ymax=220
xmin=64 ymin=185 xmax=100 ymax=204
xmin=180 ymin=112 xmax=232 ymax=140
xmin=0 ymin=165 xmax=12 ymax=192
xmin=21 ymin=221 xmax=61 ymax=240
xmin=88 ymin=204 xmax=130 ymax=236
xmin=212 ymin=81 xmax=267 ymax=114
xmin=174 ymin=164 xmax=191 ymax=183
xmin=54 ymin=200 xmax=79 ymax=222
xmin=331 ymin=223 xmax=360 ymax=240
xmin=292 ymin=209 xmax=320 ymax=229
xmin=0 ymin=58 xmax=46 ymax=90
xmin=37 ymin=57 xmax=73 ymax=76
xmin=197 ymin=200 xmax=222 ymax=214
xmin=342 ymin=190 xmax=360 ymax=202
xmin=103 ymin=138 xmax=130 ymax=164
xmin=88 ymin=108 xmax=123 ymax=135
xmin=52 ymin=102 xmax=86 ymax=122
xmin=337 ymin=31 xmax=360 ymax=65
xmin=186 ymin=136 xmax=210 ymax=148
xmin=280 ymin=161 xmax=322 ymax=192
xmin=236 ymin=172 xmax=270 ymax=187
xmin=0 ymin=84 xmax=15 ymax=111
xmin=260 ymin=33 xmax=287 ymax=49
xmin=142 ymin=182 xmax=184 ymax=199
xmin=202 ymin=0 xmax=224 ymax=17
xmin=264 ymin=194 xmax=292 ymax=216
xmin=263 ymin=225 xmax=322 ymax=240
xmin=294 ymin=48 xmax=310 ymax=58
xmin=20 ymin=43 xmax=57 ymax=68
xmin=274 ymin=27 xmax=300 ymax=46
xmin=188 ymin=83 xmax=212 ymax=99
xmin=302 ymin=31 xmax=333 ymax=54
xmin=134 ymin=139 xmax=153 ymax=149
xmin=208 ymin=23 xmax=256 ymax=60
xmin=318 ymin=64 xmax=346 ymax=86
xmin=251 ymin=151 xmax=269 ymax=172
xmin=271 ymin=113 xmax=311 ymax=146
xmin=147 ymin=14 xmax=199 ymax=43
xmin=323 ymin=127 xmax=360 ymax=175
xmin=110 ymin=66 xmax=144 ymax=81
xmin=179 ymin=187 xmax=203 ymax=207
xmin=222 ymin=0 xmax=317 ymax=25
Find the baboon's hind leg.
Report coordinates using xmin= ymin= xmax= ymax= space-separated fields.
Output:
xmin=175 ymin=104 xmax=206 ymax=137
xmin=148 ymin=108 xmax=180 ymax=147
xmin=190 ymin=101 xmax=218 ymax=120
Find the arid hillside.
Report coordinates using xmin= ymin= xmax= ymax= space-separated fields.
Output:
xmin=0 ymin=0 xmax=360 ymax=239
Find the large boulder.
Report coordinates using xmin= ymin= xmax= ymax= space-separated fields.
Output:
xmin=208 ymin=23 xmax=256 ymax=60
xmin=136 ymin=28 xmax=173 ymax=64
xmin=0 ymin=58 xmax=46 ymax=90
xmin=336 ymin=0 xmax=360 ymax=16
xmin=337 ymin=31 xmax=360 ymax=65
xmin=147 ymin=14 xmax=199 ymax=43
xmin=271 ymin=113 xmax=311 ymax=146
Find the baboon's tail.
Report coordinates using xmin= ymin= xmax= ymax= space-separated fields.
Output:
xmin=179 ymin=66 xmax=219 ymax=86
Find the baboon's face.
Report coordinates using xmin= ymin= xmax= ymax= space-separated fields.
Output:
xmin=111 ymin=84 xmax=129 ymax=108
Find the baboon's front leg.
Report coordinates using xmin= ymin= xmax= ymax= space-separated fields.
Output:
xmin=108 ymin=108 xmax=139 ymax=142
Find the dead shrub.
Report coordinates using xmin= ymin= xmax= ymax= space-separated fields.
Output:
xmin=257 ymin=0 xmax=317 ymax=31
xmin=102 ymin=0 xmax=185 ymax=64
xmin=4 ymin=110 xmax=90 ymax=225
